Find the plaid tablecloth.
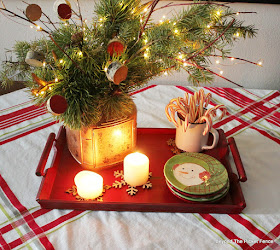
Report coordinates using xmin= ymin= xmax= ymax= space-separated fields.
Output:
xmin=0 ymin=85 xmax=279 ymax=250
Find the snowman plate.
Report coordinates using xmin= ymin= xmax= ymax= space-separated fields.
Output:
xmin=166 ymin=180 xmax=230 ymax=203
xmin=164 ymin=152 xmax=229 ymax=195
xmin=166 ymin=178 xmax=229 ymax=198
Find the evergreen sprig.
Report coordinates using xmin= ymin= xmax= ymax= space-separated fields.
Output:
xmin=0 ymin=0 xmax=257 ymax=129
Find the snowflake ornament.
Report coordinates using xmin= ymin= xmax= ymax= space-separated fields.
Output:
xmin=126 ymin=186 xmax=138 ymax=196
xmin=112 ymin=170 xmax=153 ymax=196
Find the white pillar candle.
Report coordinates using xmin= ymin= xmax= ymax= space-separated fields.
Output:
xmin=123 ymin=152 xmax=149 ymax=187
xmin=74 ymin=171 xmax=103 ymax=199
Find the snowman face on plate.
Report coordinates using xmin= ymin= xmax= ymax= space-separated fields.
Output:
xmin=172 ymin=163 xmax=209 ymax=186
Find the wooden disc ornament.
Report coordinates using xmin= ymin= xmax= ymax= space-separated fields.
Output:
xmin=25 ymin=51 xmax=45 ymax=67
xmin=25 ymin=4 xmax=42 ymax=21
xmin=47 ymin=95 xmax=68 ymax=115
xmin=107 ymin=38 xmax=125 ymax=56
xmin=106 ymin=61 xmax=128 ymax=85
xmin=57 ymin=3 xmax=72 ymax=20
xmin=53 ymin=0 xmax=71 ymax=12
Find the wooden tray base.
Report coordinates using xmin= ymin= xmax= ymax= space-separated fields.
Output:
xmin=36 ymin=127 xmax=247 ymax=214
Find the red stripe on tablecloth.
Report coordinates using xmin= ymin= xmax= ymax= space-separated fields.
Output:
xmin=0 ymin=233 xmax=9 ymax=250
xmin=0 ymin=121 xmax=57 ymax=145
xmin=208 ymin=88 xmax=280 ymax=125
xmin=199 ymin=214 xmax=251 ymax=249
xmin=0 ymin=209 xmax=51 ymax=235
xmin=0 ymin=100 xmax=32 ymax=112
xmin=223 ymin=114 xmax=280 ymax=144
xmin=0 ymin=105 xmax=44 ymax=122
xmin=0 ymin=108 xmax=47 ymax=130
xmin=0 ymin=175 xmax=54 ymax=250
xmin=229 ymin=215 xmax=278 ymax=248
xmin=40 ymin=210 xmax=85 ymax=232
xmin=130 ymin=84 xmax=157 ymax=96
xmin=8 ymin=211 xmax=85 ymax=249
xmin=251 ymin=224 xmax=280 ymax=250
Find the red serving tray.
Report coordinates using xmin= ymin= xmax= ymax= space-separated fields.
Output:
xmin=36 ymin=127 xmax=247 ymax=214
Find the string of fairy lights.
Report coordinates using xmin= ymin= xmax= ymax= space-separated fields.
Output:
xmin=1 ymin=0 xmax=262 ymax=97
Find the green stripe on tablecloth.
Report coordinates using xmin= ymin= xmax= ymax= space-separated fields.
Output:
xmin=0 ymin=117 xmax=53 ymax=141
xmin=242 ymin=213 xmax=273 ymax=235
xmin=0 ymin=101 xmax=32 ymax=115
xmin=0 ymin=204 xmax=32 ymax=250
xmin=0 ymin=191 xmax=33 ymax=250
xmin=0 ymin=206 xmax=40 ymax=227
xmin=192 ymin=213 xmax=238 ymax=249
xmin=45 ymin=211 xmax=91 ymax=236
xmin=228 ymin=108 xmax=280 ymax=138
xmin=16 ymin=211 xmax=91 ymax=250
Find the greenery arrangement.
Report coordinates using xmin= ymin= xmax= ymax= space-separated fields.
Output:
xmin=0 ymin=0 xmax=257 ymax=129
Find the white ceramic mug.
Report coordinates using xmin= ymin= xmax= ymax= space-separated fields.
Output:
xmin=175 ymin=118 xmax=219 ymax=153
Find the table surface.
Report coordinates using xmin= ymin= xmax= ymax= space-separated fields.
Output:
xmin=0 ymin=85 xmax=279 ymax=250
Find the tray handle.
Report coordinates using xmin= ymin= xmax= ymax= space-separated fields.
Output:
xmin=36 ymin=133 xmax=56 ymax=177
xmin=228 ymin=137 xmax=247 ymax=182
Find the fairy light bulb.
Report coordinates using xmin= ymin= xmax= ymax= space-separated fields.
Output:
xmin=173 ymin=22 xmax=176 ymax=25
xmin=30 ymin=25 xmax=34 ymax=29
xmin=78 ymin=51 xmax=83 ymax=56
xmin=59 ymin=59 xmax=64 ymax=64
xmin=84 ymin=19 xmax=88 ymax=23
xmin=174 ymin=29 xmax=179 ymax=34
xmin=43 ymin=62 xmax=46 ymax=67
xmin=99 ymin=17 xmax=103 ymax=22
xmin=220 ymin=70 xmax=224 ymax=75
xmin=144 ymin=8 xmax=148 ymax=12
xmin=164 ymin=72 xmax=168 ymax=76
xmin=207 ymin=24 xmax=211 ymax=29
xmin=36 ymin=25 xmax=41 ymax=30
xmin=40 ymin=90 xmax=45 ymax=95
xmin=183 ymin=62 xmax=187 ymax=67
xmin=216 ymin=60 xmax=220 ymax=64
xmin=159 ymin=20 xmax=163 ymax=24
xmin=49 ymin=86 xmax=52 ymax=90
xmin=217 ymin=10 xmax=221 ymax=16
xmin=64 ymin=23 xmax=68 ymax=26
xmin=235 ymin=32 xmax=240 ymax=37
xmin=162 ymin=15 xmax=166 ymax=19
xmin=144 ymin=39 xmax=148 ymax=44
xmin=178 ymin=54 xmax=183 ymax=59
xmin=144 ymin=52 xmax=149 ymax=59
xmin=257 ymin=60 xmax=263 ymax=66
xmin=236 ymin=12 xmax=240 ymax=15
xmin=231 ymin=57 xmax=235 ymax=61
xmin=55 ymin=78 xmax=58 ymax=82
xmin=104 ymin=67 xmax=108 ymax=72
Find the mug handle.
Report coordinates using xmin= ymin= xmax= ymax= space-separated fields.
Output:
xmin=202 ymin=128 xmax=219 ymax=150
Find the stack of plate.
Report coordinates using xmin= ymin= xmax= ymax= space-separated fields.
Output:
xmin=164 ymin=152 xmax=229 ymax=203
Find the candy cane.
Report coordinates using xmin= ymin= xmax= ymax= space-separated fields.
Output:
xmin=197 ymin=115 xmax=211 ymax=135
xmin=184 ymin=114 xmax=189 ymax=132
xmin=170 ymin=107 xmax=179 ymax=127
xmin=204 ymin=93 xmax=212 ymax=108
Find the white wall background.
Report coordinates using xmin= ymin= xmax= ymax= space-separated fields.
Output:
xmin=0 ymin=0 xmax=279 ymax=90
